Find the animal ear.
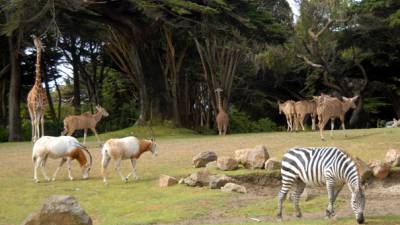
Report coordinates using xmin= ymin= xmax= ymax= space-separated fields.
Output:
xmin=352 ymin=96 xmax=359 ymax=101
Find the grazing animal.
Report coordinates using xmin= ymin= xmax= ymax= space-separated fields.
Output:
xmin=27 ymin=35 xmax=47 ymax=143
xmin=314 ymin=95 xmax=358 ymax=140
xmin=32 ymin=136 xmax=92 ymax=183
xmin=386 ymin=118 xmax=400 ymax=128
xmin=277 ymin=147 xmax=365 ymax=224
xmin=294 ymin=100 xmax=317 ymax=131
xmin=278 ymin=100 xmax=296 ymax=132
xmin=101 ymin=136 xmax=158 ymax=184
xmin=215 ymin=88 xmax=229 ymax=135
xmin=62 ymin=105 xmax=109 ymax=144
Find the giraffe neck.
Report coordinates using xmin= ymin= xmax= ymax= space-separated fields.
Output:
xmin=34 ymin=43 xmax=42 ymax=87
xmin=216 ymin=90 xmax=224 ymax=112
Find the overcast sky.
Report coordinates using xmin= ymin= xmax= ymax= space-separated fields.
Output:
xmin=286 ymin=0 xmax=300 ymax=19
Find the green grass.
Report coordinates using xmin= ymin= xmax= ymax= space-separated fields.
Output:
xmin=1 ymin=127 xmax=400 ymax=224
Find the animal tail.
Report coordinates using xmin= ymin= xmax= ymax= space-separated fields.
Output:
xmin=76 ymin=143 xmax=93 ymax=167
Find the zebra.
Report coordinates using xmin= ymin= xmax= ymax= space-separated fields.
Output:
xmin=277 ymin=147 xmax=365 ymax=224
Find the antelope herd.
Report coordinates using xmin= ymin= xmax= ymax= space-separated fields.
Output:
xmin=278 ymin=94 xmax=359 ymax=140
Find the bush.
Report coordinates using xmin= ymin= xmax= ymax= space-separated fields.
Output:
xmin=229 ymin=106 xmax=277 ymax=134
xmin=0 ymin=127 xmax=8 ymax=142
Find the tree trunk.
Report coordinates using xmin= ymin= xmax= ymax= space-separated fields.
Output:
xmin=8 ymin=33 xmax=22 ymax=141
xmin=43 ymin=63 xmax=57 ymax=122
xmin=70 ymin=38 xmax=81 ymax=115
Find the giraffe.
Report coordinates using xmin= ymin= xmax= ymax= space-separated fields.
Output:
xmin=27 ymin=35 xmax=47 ymax=143
xmin=215 ymin=88 xmax=229 ymax=136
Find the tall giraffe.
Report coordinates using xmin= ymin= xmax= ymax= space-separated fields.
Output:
xmin=27 ymin=35 xmax=47 ymax=143
xmin=215 ymin=88 xmax=229 ymax=135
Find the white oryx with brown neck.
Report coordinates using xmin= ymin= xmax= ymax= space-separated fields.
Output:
xmin=101 ymin=136 xmax=158 ymax=185
xmin=62 ymin=105 xmax=109 ymax=145
xmin=32 ymin=136 xmax=92 ymax=183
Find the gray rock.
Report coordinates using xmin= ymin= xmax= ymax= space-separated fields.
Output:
xmin=244 ymin=145 xmax=269 ymax=169
xmin=193 ymin=151 xmax=218 ymax=168
xmin=21 ymin=195 xmax=92 ymax=225
xmin=221 ymin=183 xmax=247 ymax=194
xmin=264 ymin=157 xmax=281 ymax=171
xmin=385 ymin=149 xmax=400 ymax=167
xmin=234 ymin=148 xmax=252 ymax=164
xmin=205 ymin=161 xmax=217 ymax=169
xmin=209 ymin=174 xmax=234 ymax=189
xmin=159 ymin=174 xmax=178 ymax=187
xmin=217 ymin=157 xmax=238 ymax=171
xmin=183 ymin=171 xmax=212 ymax=187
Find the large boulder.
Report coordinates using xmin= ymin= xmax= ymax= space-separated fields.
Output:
xmin=385 ymin=149 xmax=400 ymax=167
xmin=21 ymin=195 xmax=92 ymax=225
xmin=192 ymin=151 xmax=218 ymax=168
xmin=369 ymin=161 xmax=391 ymax=180
xmin=183 ymin=171 xmax=212 ymax=187
xmin=353 ymin=157 xmax=373 ymax=184
xmin=209 ymin=174 xmax=234 ymax=189
xmin=206 ymin=161 xmax=217 ymax=169
xmin=243 ymin=145 xmax=269 ymax=169
xmin=234 ymin=148 xmax=253 ymax=164
xmin=264 ymin=157 xmax=281 ymax=171
xmin=159 ymin=174 xmax=178 ymax=187
xmin=217 ymin=157 xmax=238 ymax=171
xmin=221 ymin=183 xmax=247 ymax=194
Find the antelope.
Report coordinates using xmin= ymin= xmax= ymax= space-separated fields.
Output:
xmin=101 ymin=136 xmax=158 ymax=185
xmin=294 ymin=100 xmax=317 ymax=131
xmin=314 ymin=95 xmax=358 ymax=140
xmin=62 ymin=105 xmax=109 ymax=144
xmin=278 ymin=100 xmax=296 ymax=132
xmin=32 ymin=136 xmax=92 ymax=183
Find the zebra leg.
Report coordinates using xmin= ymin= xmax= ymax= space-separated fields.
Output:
xmin=292 ymin=181 xmax=306 ymax=218
xmin=325 ymin=178 xmax=336 ymax=219
xmin=277 ymin=177 xmax=296 ymax=220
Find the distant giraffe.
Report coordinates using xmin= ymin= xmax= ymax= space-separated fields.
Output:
xmin=215 ymin=88 xmax=229 ymax=136
xmin=27 ymin=35 xmax=47 ymax=143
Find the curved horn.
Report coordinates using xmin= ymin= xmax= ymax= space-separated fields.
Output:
xmin=79 ymin=144 xmax=92 ymax=168
xmin=145 ymin=122 xmax=155 ymax=141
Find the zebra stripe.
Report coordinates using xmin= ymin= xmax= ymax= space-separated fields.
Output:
xmin=277 ymin=147 xmax=365 ymax=224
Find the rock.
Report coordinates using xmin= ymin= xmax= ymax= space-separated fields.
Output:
xmin=178 ymin=178 xmax=185 ymax=184
xmin=264 ymin=158 xmax=281 ymax=171
xmin=192 ymin=151 xmax=218 ymax=168
xmin=183 ymin=171 xmax=212 ymax=187
xmin=217 ymin=157 xmax=238 ymax=171
xmin=206 ymin=161 xmax=217 ymax=169
xmin=243 ymin=145 xmax=269 ymax=169
xmin=234 ymin=148 xmax=252 ymax=164
xmin=159 ymin=174 xmax=178 ymax=187
xmin=221 ymin=183 xmax=247 ymax=194
xmin=385 ymin=149 xmax=400 ymax=167
xmin=209 ymin=174 xmax=234 ymax=189
xmin=353 ymin=157 xmax=373 ymax=184
xmin=369 ymin=161 xmax=391 ymax=180
xmin=21 ymin=195 xmax=92 ymax=225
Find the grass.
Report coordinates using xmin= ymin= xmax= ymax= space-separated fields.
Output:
xmin=1 ymin=127 xmax=400 ymax=224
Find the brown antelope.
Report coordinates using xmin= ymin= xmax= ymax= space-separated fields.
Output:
xmin=294 ymin=100 xmax=317 ymax=131
xmin=62 ymin=105 xmax=109 ymax=144
xmin=278 ymin=100 xmax=296 ymax=132
xmin=314 ymin=95 xmax=358 ymax=140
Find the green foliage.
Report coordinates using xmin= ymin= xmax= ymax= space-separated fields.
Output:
xmin=363 ymin=97 xmax=391 ymax=113
xmin=0 ymin=127 xmax=7 ymax=142
xmin=229 ymin=106 xmax=277 ymax=134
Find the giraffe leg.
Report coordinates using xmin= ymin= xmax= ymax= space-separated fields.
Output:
xmin=292 ymin=181 xmax=306 ymax=218
xmin=40 ymin=113 xmax=45 ymax=137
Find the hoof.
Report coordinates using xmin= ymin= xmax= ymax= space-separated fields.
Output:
xmin=69 ymin=177 xmax=74 ymax=181
xmin=45 ymin=178 xmax=51 ymax=182
xmin=51 ymin=177 xmax=56 ymax=181
xmin=295 ymin=212 xmax=302 ymax=218
xmin=123 ymin=177 xmax=128 ymax=183
xmin=34 ymin=178 xmax=39 ymax=183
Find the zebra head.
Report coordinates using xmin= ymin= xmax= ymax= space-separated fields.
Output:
xmin=351 ymin=185 xmax=365 ymax=224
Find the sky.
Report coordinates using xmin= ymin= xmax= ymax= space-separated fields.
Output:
xmin=286 ymin=0 xmax=300 ymax=20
